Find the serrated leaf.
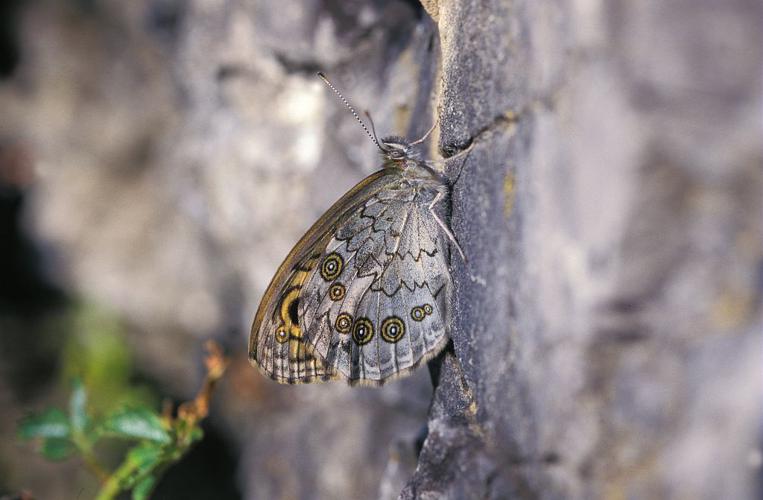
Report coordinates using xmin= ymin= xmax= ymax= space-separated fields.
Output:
xmin=41 ymin=437 xmax=75 ymax=460
xmin=18 ymin=408 xmax=71 ymax=440
xmin=132 ymin=474 xmax=157 ymax=500
xmin=69 ymin=377 xmax=89 ymax=433
xmin=101 ymin=407 xmax=171 ymax=444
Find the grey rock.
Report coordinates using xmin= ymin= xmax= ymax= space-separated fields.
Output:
xmin=406 ymin=0 xmax=762 ymax=498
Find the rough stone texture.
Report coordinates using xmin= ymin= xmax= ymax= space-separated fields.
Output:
xmin=1 ymin=0 xmax=760 ymax=498
xmin=406 ymin=0 xmax=763 ymax=499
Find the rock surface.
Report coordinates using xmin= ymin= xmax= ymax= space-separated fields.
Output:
xmin=1 ymin=0 xmax=760 ymax=498
xmin=410 ymin=0 xmax=763 ymax=498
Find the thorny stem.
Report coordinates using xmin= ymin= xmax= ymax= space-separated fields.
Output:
xmin=177 ymin=341 xmax=228 ymax=428
xmin=93 ymin=341 xmax=228 ymax=500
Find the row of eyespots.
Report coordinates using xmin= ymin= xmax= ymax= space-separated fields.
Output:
xmin=410 ymin=303 xmax=433 ymax=322
xmin=333 ymin=314 xmax=407 ymax=345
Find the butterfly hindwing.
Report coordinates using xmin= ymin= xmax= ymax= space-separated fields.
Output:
xmin=298 ymin=179 xmax=452 ymax=385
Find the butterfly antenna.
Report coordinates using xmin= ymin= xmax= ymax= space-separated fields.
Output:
xmin=363 ymin=111 xmax=389 ymax=152
xmin=317 ymin=72 xmax=385 ymax=151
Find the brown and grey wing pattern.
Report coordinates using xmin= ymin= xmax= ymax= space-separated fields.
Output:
xmin=249 ymin=248 xmax=338 ymax=384
xmin=299 ymin=184 xmax=452 ymax=384
xmin=249 ymin=169 xmax=402 ymax=384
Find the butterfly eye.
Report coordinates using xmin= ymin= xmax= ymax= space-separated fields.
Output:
xmin=381 ymin=316 xmax=405 ymax=343
xmin=320 ymin=253 xmax=344 ymax=281
xmin=423 ymin=304 xmax=433 ymax=315
xmin=410 ymin=306 xmax=426 ymax=322
xmin=352 ymin=317 xmax=374 ymax=345
xmin=275 ymin=327 xmax=289 ymax=344
xmin=329 ymin=283 xmax=346 ymax=301
xmin=335 ymin=313 xmax=353 ymax=333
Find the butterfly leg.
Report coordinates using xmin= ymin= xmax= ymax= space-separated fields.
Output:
xmin=428 ymin=191 xmax=467 ymax=262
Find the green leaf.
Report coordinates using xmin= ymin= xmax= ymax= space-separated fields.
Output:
xmin=69 ymin=377 xmax=89 ymax=433
xmin=101 ymin=407 xmax=171 ymax=444
xmin=128 ymin=442 xmax=164 ymax=471
xmin=132 ymin=474 xmax=157 ymax=500
xmin=41 ymin=437 xmax=75 ymax=460
xmin=18 ymin=408 xmax=71 ymax=440
xmin=188 ymin=426 xmax=204 ymax=444
xmin=118 ymin=443 xmax=164 ymax=489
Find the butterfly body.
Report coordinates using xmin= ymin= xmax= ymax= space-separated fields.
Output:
xmin=250 ymin=75 xmax=460 ymax=385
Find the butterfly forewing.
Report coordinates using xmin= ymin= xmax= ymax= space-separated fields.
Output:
xmin=249 ymin=169 xmax=402 ymax=384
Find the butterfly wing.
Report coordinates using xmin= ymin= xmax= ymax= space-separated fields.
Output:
xmin=299 ymin=177 xmax=452 ymax=385
xmin=249 ymin=169 xmax=405 ymax=383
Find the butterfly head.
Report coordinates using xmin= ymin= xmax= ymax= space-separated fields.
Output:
xmin=379 ymin=136 xmax=420 ymax=167
xmin=316 ymin=73 xmax=435 ymax=169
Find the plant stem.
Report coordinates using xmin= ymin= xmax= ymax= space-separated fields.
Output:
xmin=72 ymin=433 xmax=109 ymax=483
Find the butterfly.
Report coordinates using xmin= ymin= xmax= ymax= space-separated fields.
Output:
xmin=249 ymin=73 xmax=465 ymax=385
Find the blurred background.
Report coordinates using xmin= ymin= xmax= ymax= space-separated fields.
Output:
xmin=1 ymin=0 xmax=437 ymax=498
xmin=1 ymin=0 xmax=762 ymax=499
